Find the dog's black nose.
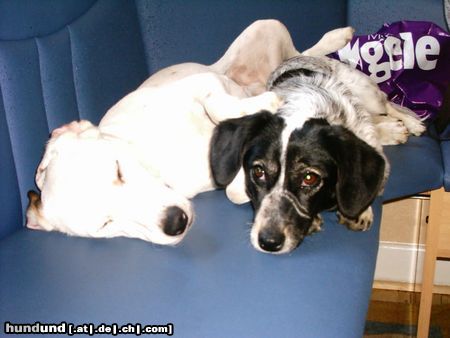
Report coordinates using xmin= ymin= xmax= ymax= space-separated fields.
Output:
xmin=258 ymin=229 xmax=285 ymax=252
xmin=162 ymin=206 xmax=189 ymax=236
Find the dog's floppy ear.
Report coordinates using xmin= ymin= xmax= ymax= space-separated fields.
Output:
xmin=26 ymin=191 xmax=47 ymax=230
xmin=329 ymin=126 xmax=385 ymax=219
xmin=36 ymin=120 xmax=95 ymax=189
xmin=210 ymin=111 xmax=275 ymax=188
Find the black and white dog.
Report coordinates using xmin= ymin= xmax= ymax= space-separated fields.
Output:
xmin=210 ymin=55 xmax=425 ymax=254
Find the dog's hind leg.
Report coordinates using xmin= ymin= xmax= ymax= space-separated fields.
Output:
xmin=302 ymin=27 xmax=354 ymax=57
xmin=213 ymin=20 xmax=300 ymax=96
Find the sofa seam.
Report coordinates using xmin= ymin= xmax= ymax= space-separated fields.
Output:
xmin=33 ymin=38 xmax=51 ymax=136
xmin=66 ymin=26 xmax=81 ymax=122
xmin=0 ymin=0 xmax=99 ymax=43
xmin=0 ymin=85 xmax=24 ymax=225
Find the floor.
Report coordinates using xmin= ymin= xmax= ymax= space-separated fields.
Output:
xmin=364 ymin=289 xmax=450 ymax=338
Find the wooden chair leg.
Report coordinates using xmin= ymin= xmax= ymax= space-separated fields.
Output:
xmin=417 ymin=188 xmax=445 ymax=338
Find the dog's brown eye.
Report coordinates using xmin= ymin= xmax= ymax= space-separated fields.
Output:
xmin=302 ymin=171 xmax=320 ymax=187
xmin=252 ymin=165 xmax=266 ymax=180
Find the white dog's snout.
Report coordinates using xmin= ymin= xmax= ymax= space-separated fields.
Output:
xmin=160 ymin=206 xmax=191 ymax=237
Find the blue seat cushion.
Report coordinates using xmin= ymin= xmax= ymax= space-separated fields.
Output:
xmin=383 ymin=135 xmax=443 ymax=201
xmin=0 ymin=191 xmax=381 ymax=338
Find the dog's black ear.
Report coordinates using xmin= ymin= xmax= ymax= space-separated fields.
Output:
xmin=210 ymin=111 xmax=275 ymax=187
xmin=329 ymin=127 xmax=385 ymax=219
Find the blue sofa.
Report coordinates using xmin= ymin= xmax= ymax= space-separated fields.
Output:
xmin=0 ymin=1 xmax=448 ymax=337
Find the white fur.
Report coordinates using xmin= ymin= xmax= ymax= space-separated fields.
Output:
xmin=27 ymin=20 xmax=321 ymax=244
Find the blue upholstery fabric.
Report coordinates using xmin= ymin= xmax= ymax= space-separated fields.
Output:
xmin=0 ymin=0 xmax=447 ymax=337
xmin=0 ymin=193 xmax=382 ymax=338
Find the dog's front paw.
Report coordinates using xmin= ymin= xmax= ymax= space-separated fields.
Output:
xmin=257 ymin=91 xmax=283 ymax=114
xmin=337 ymin=207 xmax=373 ymax=232
xmin=385 ymin=103 xmax=426 ymax=137
xmin=307 ymin=215 xmax=323 ymax=235
xmin=375 ymin=118 xmax=409 ymax=145
xmin=401 ymin=114 xmax=426 ymax=136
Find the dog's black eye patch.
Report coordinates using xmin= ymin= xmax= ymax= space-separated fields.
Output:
xmin=210 ymin=111 xmax=283 ymax=188
xmin=244 ymin=144 xmax=281 ymax=189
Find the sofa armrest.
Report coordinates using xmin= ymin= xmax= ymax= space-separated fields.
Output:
xmin=435 ymin=93 xmax=450 ymax=191
xmin=383 ymin=135 xmax=443 ymax=201
xmin=441 ymin=139 xmax=450 ymax=191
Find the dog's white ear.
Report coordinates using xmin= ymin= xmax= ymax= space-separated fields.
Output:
xmin=35 ymin=142 xmax=55 ymax=190
xmin=25 ymin=191 xmax=47 ymax=231
xmin=36 ymin=120 xmax=96 ymax=189
xmin=225 ymin=168 xmax=250 ymax=204
xmin=35 ymin=134 xmax=63 ymax=190
xmin=212 ymin=20 xmax=299 ymax=95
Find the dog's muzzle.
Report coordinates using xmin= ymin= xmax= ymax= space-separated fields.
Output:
xmin=251 ymin=190 xmax=313 ymax=254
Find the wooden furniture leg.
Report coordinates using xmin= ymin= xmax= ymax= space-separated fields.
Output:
xmin=417 ymin=188 xmax=448 ymax=338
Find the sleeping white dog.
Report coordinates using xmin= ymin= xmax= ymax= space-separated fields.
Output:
xmin=26 ymin=20 xmax=355 ymax=245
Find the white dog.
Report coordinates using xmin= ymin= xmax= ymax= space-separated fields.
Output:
xmin=26 ymin=20 xmax=355 ymax=245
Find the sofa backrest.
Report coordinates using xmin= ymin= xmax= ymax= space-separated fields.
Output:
xmin=347 ymin=0 xmax=447 ymax=34
xmin=0 ymin=0 xmax=349 ymax=239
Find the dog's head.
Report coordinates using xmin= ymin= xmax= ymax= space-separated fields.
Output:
xmin=27 ymin=120 xmax=193 ymax=245
xmin=210 ymin=112 xmax=385 ymax=254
